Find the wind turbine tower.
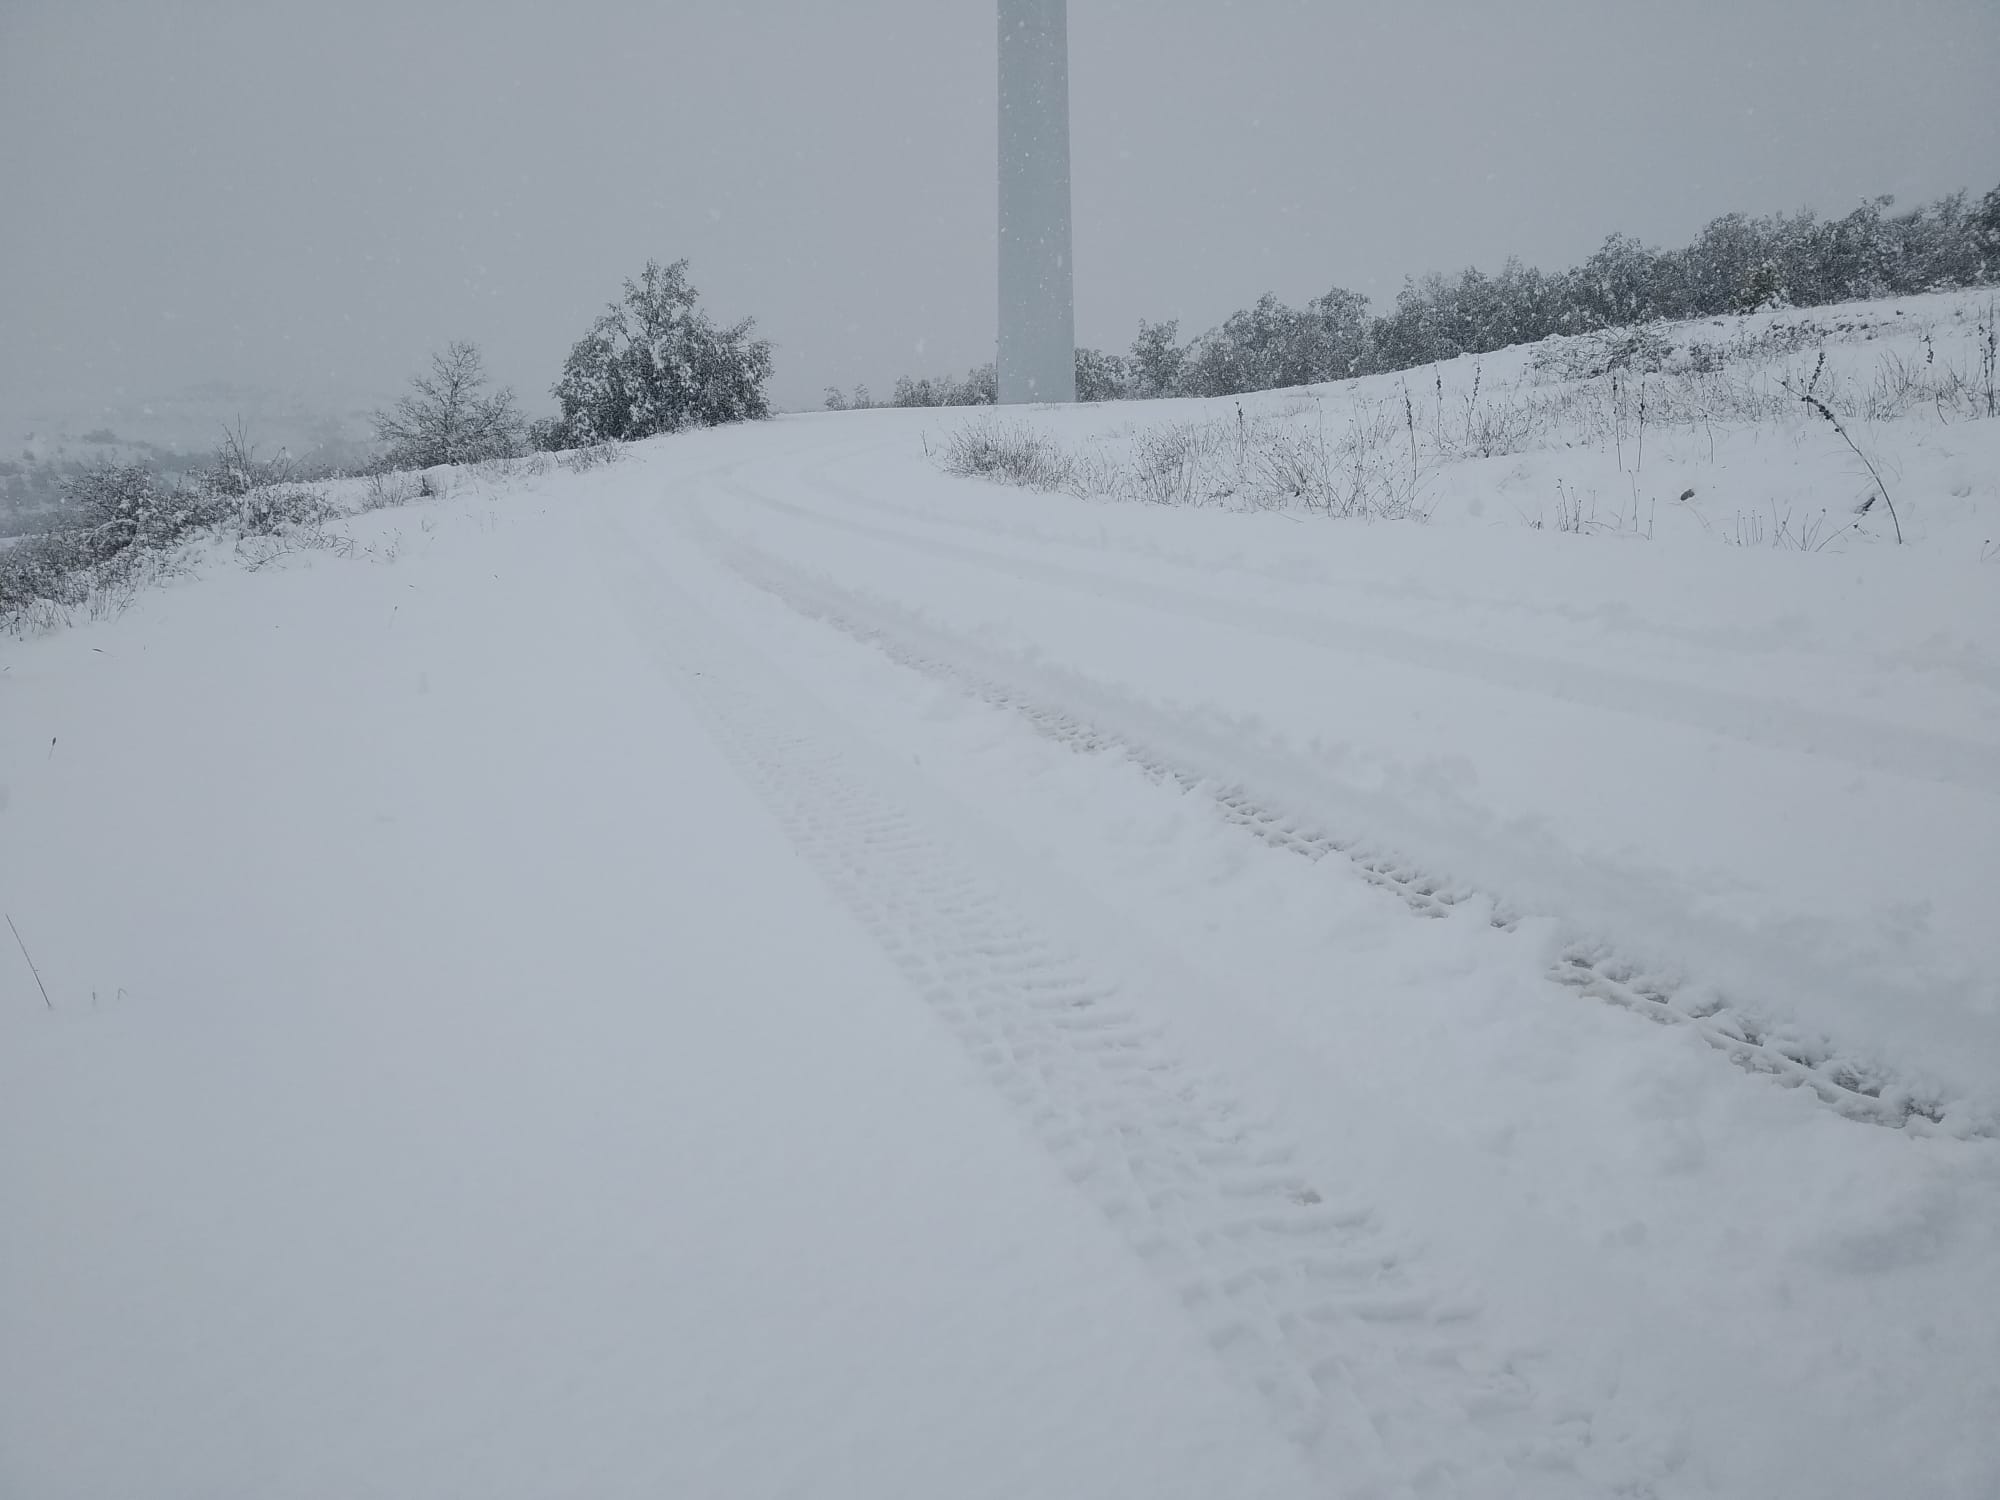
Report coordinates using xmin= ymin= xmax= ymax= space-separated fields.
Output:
xmin=997 ymin=0 xmax=1076 ymax=404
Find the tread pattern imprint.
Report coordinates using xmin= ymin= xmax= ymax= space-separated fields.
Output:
xmin=696 ymin=490 xmax=1974 ymax=1137
xmin=594 ymin=505 xmax=1674 ymax=1500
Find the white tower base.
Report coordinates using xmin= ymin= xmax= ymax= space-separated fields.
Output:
xmin=997 ymin=0 xmax=1076 ymax=404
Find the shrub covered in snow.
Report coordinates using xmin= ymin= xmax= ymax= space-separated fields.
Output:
xmin=888 ymin=364 xmax=999 ymax=410
xmin=545 ymin=259 xmax=773 ymax=447
xmin=2 ymin=439 xmax=348 ymax=632
xmin=939 ymin=421 xmax=1084 ymax=493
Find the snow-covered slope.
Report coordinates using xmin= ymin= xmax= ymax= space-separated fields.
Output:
xmin=4 ymin=293 xmax=1999 ymax=1498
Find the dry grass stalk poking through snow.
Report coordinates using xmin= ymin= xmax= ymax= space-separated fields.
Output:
xmin=941 ymin=405 xmax=1426 ymax=520
xmin=940 ymin=422 xmax=1092 ymax=496
xmin=1783 ymin=352 xmax=1903 ymax=544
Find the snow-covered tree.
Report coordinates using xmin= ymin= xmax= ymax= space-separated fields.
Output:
xmin=373 ymin=343 xmax=523 ymax=468
xmin=1127 ymin=319 xmax=1186 ymax=399
xmin=1977 ymin=186 xmax=2000 ymax=270
xmin=888 ymin=364 xmax=996 ymax=408
xmin=549 ymin=259 xmax=773 ymax=445
xmin=1073 ymin=347 xmax=1132 ymax=402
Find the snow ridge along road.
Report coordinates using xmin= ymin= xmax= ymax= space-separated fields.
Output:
xmin=594 ymin=503 xmax=1667 ymax=1497
xmin=688 ymin=470 xmax=1988 ymax=1135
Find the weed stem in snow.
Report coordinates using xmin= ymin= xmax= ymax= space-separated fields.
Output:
xmin=8 ymin=914 xmax=53 ymax=1010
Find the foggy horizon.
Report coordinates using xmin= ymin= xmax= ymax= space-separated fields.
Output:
xmin=4 ymin=0 xmax=1997 ymax=433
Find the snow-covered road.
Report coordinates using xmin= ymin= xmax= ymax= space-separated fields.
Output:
xmin=5 ymin=409 xmax=1998 ymax=1497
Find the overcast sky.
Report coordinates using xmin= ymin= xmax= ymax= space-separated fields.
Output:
xmin=3 ymin=0 xmax=1997 ymax=429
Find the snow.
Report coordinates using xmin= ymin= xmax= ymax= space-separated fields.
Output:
xmin=5 ymin=292 xmax=2000 ymax=1496
xmin=0 ymin=501 xmax=1313 ymax=1500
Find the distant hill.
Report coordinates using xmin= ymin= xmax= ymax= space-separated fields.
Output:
xmin=1 ymin=382 xmax=383 ymax=533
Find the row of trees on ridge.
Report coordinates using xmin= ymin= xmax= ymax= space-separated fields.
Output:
xmin=852 ymin=180 xmax=2000 ymax=409
xmin=370 ymin=180 xmax=2000 ymax=468
xmin=373 ymin=259 xmax=773 ymax=470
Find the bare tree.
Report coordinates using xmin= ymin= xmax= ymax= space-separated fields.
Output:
xmin=373 ymin=342 xmax=523 ymax=469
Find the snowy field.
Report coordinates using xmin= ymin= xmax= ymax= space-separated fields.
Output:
xmin=4 ymin=293 xmax=1999 ymax=1498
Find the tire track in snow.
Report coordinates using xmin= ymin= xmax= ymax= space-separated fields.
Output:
xmin=807 ymin=454 xmax=2000 ymax=705
xmin=684 ymin=501 xmax=1982 ymax=1139
xmin=594 ymin=515 xmax=1653 ymax=1499
xmin=735 ymin=466 xmax=2000 ymax=799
